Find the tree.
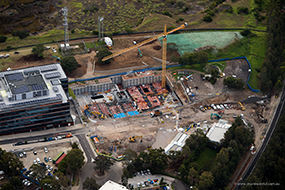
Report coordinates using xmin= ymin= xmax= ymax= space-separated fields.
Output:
xmin=57 ymin=172 xmax=71 ymax=189
xmin=162 ymin=10 xmax=172 ymax=17
xmin=148 ymin=148 xmax=168 ymax=172
xmin=199 ymin=171 xmax=214 ymax=189
xmin=1 ymin=183 xmax=14 ymax=190
xmin=60 ymin=56 xmax=80 ymax=73
xmin=0 ymin=35 xmax=7 ymax=43
xmin=71 ymin=29 xmax=75 ymax=33
xmin=197 ymin=51 xmax=208 ymax=64
xmin=170 ymin=55 xmax=178 ymax=62
xmin=71 ymin=142 xmax=79 ymax=149
xmin=188 ymin=167 xmax=198 ymax=185
xmin=125 ymin=28 xmax=133 ymax=33
xmin=123 ymin=148 xmax=137 ymax=161
xmin=66 ymin=148 xmax=85 ymax=173
xmin=96 ymin=49 xmax=113 ymax=64
xmin=216 ymin=147 xmax=229 ymax=165
xmin=240 ymin=29 xmax=251 ymax=37
xmin=10 ymin=176 xmax=24 ymax=190
xmin=40 ymin=176 xmax=61 ymax=190
xmin=32 ymin=44 xmax=45 ymax=58
xmin=203 ymin=15 xmax=212 ymax=22
xmin=17 ymin=30 xmax=29 ymax=39
xmin=5 ymin=46 xmax=11 ymax=51
xmin=0 ymin=149 xmax=24 ymax=176
xmin=30 ymin=164 xmax=46 ymax=179
xmin=94 ymin=155 xmax=113 ymax=175
xmin=121 ymin=169 xmax=129 ymax=187
xmin=83 ymin=177 xmax=99 ymax=190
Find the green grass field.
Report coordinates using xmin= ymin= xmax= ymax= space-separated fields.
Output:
xmin=195 ymin=147 xmax=217 ymax=171
xmin=85 ymin=42 xmax=95 ymax=49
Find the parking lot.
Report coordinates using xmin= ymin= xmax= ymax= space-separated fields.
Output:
xmin=128 ymin=171 xmax=174 ymax=189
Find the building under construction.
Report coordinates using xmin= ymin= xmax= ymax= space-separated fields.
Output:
xmin=70 ymin=70 xmax=180 ymax=120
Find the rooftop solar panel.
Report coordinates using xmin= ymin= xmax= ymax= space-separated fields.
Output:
xmin=44 ymin=72 xmax=61 ymax=79
xmin=41 ymin=65 xmax=58 ymax=72
xmin=7 ymin=73 xmax=24 ymax=81
xmin=14 ymin=85 xmax=29 ymax=94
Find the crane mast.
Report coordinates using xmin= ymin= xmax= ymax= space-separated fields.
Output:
xmin=162 ymin=24 xmax=167 ymax=88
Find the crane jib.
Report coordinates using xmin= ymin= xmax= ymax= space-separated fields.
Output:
xmin=101 ymin=23 xmax=187 ymax=62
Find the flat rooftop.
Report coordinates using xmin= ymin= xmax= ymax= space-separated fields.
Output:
xmin=99 ymin=180 xmax=127 ymax=190
xmin=0 ymin=63 xmax=68 ymax=111
xmin=206 ymin=121 xmax=231 ymax=143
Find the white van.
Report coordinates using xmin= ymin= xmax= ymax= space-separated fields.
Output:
xmin=36 ymin=158 xmax=40 ymax=164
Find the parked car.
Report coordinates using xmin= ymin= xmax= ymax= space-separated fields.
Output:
xmin=48 ymin=167 xmax=53 ymax=173
xmin=19 ymin=152 xmax=23 ymax=158
xmin=216 ymin=105 xmax=221 ymax=110
xmin=23 ymin=152 xmax=27 ymax=157
xmin=0 ymin=54 xmax=4 ymax=58
xmin=44 ymin=157 xmax=48 ymax=162
xmin=137 ymin=172 xmax=140 ymax=176
xmin=36 ymin=158 xmax=41 ymax=164
xmin=147 ymin=169 xmax=151 ymax=175
xmin=33 ymin=151 xmax=37 ymax=155
xmin=144 ymin=181 xmax=149 ymax=186
xmin=48 ymin=157 xmax=52 ymax=162
xmin=140 ymin=171 xmax=144 ymax=176
xmin=220 ymin=105 xmax=224 ymax=109
xmin=4 ymin=54 xmax=9 ymax=58
xmin=141 ymin=182 xmax=145 ymax=188
xmin=137 ymin=183 xmax=140 ymax=188
xmin=44 ymin=147 xmax=48 ymax=153
xmin=52 ymin=48 xmax=57 ymax=53
xmin=46 ymin=165 xmax=50 ymax=170
xmin=153 ymin=179 xmax=158 ymax=182
xmin=53 ymin=169 xmax=58 ymax=174
xmin=133 ymin=172 xmax=136 ymax=177
xmin=46 ymin=46 xmax=51 ymax=50
xmin=27 ymin=171 xmax=33 ymax=177
xmin=33 ymin=160 xmax=37 ymax=165
xmin=144 ymin=170 xmax=147 ymax=175
xmin=15 ymin=142 xmax=23 ymax=145
xmin=14 ymin=52 xmax=19 ymax=54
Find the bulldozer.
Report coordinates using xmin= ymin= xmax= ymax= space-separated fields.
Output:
xmin=129 ymin=135 xmax=143 ymax=142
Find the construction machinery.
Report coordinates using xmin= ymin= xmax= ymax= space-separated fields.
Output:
xmin=257 ymin=113 xmax=268 ymax=123
xmin=102 ymin=23 xmax=187 ymax=88
xmin=211 ymin=113 xmax=222 ymax=120
xmin=52 ymin=55 xmax=60 ymax=60
xmin=150 ymin=110 xmax=162 ymax=118
xmin=100 ymin=114 xmax=106 ymax=119
xmin=238 ymin=102 xmax=245 ymax=111
xmin=138 ymin=48 xmax=143 ymax=57
xmin=218 ymin=110 xmax=224 ymax=114
xmin=54 ymin=133 xmax=72 ymax=138
xmin=129 ymin=136 xmax=143 ymax=142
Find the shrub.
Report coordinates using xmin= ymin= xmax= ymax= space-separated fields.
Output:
xmin=0 ymin=35 xmax=7 ymax=43
xmin=92 ymin=30 xmax=99 ymax=35
xmin=125 ymin=28 xmax=133 ymax=33
xmin=162 ymin=10 xmax=172 ymax=17
xmin=18 ymin=30 xmax=29 ymax=39
xmin=179 ymin=17 xmax=184 ymax=21
xmin=60 ymin=56 xmax=80 ymax=73
xmin=5 ymin=46 xmax=12 ymax=51
xmin=203 ymin=15 xmax=213 ymax=22
xmin=237 ymin=7 xmax=249 ymax=14
xmin=240 ymin=29 xmax=251 ymax=36
xmin=71 ymin=29 xmax=75 ymax=33
xmin=96 ymin=49 xmax=113 ymax=64
xmin=207 ymin=10 xmax=215 ymax=16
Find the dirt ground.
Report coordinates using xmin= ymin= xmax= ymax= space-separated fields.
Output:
xmin=223 ymin=59 xmax=250 ymax=83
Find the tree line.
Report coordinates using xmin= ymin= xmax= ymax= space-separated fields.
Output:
xmin=242 ymin=112 xmax=285 ymax=189
xmin=259 ymin=0 xmax=285 ymax=93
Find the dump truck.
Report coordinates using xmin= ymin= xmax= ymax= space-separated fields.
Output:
xmin=150 ymin=110 xmax=162 ymax=118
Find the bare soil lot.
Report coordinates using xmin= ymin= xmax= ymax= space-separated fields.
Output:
xmin=223 ymin=59 xmax=250 ymax=83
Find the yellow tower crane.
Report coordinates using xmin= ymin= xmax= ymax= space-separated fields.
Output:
xmin=102 ymin=23 xmax=187 ymax=88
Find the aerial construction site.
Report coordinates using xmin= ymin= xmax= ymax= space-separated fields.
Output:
xmin=67 ymin=24 xmax=276 ymax=160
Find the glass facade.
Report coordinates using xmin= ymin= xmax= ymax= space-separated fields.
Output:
xmin=0 ymin=101 xmax=73 ymax=135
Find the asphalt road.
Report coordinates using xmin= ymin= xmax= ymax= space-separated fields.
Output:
xmin=235 ymin=90 xmax=285 ymax=189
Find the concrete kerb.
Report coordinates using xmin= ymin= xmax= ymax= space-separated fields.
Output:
xmin=85 ymin=134 xmax=98 ymax=159
xmin=73 ymin=136 xmax=88 ymax=166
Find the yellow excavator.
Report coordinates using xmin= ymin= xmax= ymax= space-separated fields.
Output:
xmin=238 ymin=102 xmax=245 ymax=111
xmin=129 ymin=135 xmax=143 ymax=142
xmin=100 ymin=114 xmax=106 ymax=119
